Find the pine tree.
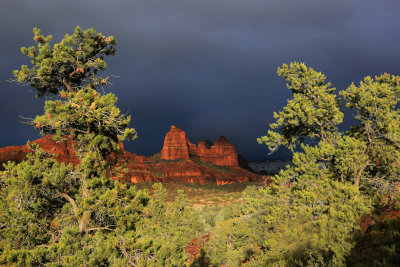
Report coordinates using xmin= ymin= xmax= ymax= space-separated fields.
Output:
xmin=340 ymin=74 xmax=400 ymax=190
xmin=250 ymin=62 xmax=400 ymax=265
xmin=130 ymin=183 xmax=203 ymax=266
xmin=257 ymin=62 xmax=343 ymax=152
xmin=258 ymin=62 xmax=400 ymax=194
xmin=0 ymin=27 xmax=145 ymax=266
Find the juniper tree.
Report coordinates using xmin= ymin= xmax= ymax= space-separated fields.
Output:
xmin=257 ymin=62 xmax=343 ymax=152
xmin=130 ymin=183 xmax=203 ymax=266
xmin=14 ymin=27 xmax=117 ymax=97
xmin=340 ymin=74 xmax=400 ymax=190
xmin=0 ymin=27 xmax=145 ymax=266
xmin=249 ymin=62 xmax=400 ymax=265
xmin=258 ymin=62 xmax=400 ymax=194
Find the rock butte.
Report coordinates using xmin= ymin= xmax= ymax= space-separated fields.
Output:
xmin=161 ymin=125 xmax=238 ymax=167
xmin=0 ymin=126 xmax=262 ymax=184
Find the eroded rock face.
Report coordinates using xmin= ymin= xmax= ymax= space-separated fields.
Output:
xmin=122 ymin=157 xmax=260 ymax=185
xmin=194 ymin=136 xmax=238 ymax=167
xmin=160 ymin=126 xmax=189 ymax=160
xmin=160 ymin=125 xmax=239 ymax=167
xmin=0 ymin=129 xmax=261 ymax=184
xmin=0 ymin=135 xmax=79 ymax=168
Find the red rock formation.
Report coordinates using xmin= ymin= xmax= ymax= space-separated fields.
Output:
xmin=194 ymin=136 xmax=238 ymax=167
xmin=161 ymin=126 xmax=189 ymax=160
xmin=0 ymin=145 xmax=30 ymax=167
xmin=361 ymin=210 xmax=400 ymax=232
xmin=0 ymin=135 xmax=79 ymax=168
xmin=120 ymin=156 xmax=260 ymax=185
xmin=0 ymin=130 xmax=261 ymax=184
xmin=160 ymin=125 xmax=239 ymax=167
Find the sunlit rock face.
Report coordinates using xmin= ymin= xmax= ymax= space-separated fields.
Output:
xmin=160 ymin=125 xmax=239 ymax=167
xmin=0 ymin=129 xmax=262 ymax=184
xmin=0 ymin=135 xmax=79 ymax=167
xmin=0 ymin=135 xmax=139 ymax=169
xmin=160 ymin=125 xmax=190 ymax=160
xmin=193 ymin=136 xmax=238 ymax=167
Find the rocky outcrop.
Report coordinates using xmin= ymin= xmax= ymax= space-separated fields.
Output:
xmin=0 ymin=129 xmax=261 ymax=184
xmin=0 ymin=135 xmax=146 ymax=170
xmin=0 ymin=145 xmax=30 ymax=167
xmin=160 ymin=125 xmax=190 ymax=160
xmin=194 ymin=136 xmax=238 ymax=166
xmin=160 ymin=125 xmax=239 ymax=167
xmin=123 ymin=155 xmax=259 ymax=184
xmin=0 ymin=135 xmax=79 ymax=168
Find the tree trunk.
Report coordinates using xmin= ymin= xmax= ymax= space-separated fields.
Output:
xmin=79 ymin=211 xmax=91 ymax=233
xmin=355 ymin=159 xmax=370 ymax=188
xmin=62 ymin=78 xmax=73 ymax=92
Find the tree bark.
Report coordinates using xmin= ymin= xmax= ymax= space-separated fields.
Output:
xmin=62 ymin=78 xmax=73 ymax=92
xmin=55 ymin=189 xmax=78 ymax=215
xmin=355 ymin=159 xmax=370 ymax=188
xmin=55 ymin=189 xmax=91 ymax=233
xmin=79 ymin=211 xmax=91 ymax=233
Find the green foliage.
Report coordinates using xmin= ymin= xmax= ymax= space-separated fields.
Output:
xmin=35 ymin=87 xmax=137 ymax=157
xmin=0 ymin=145 xmax=149 ymax=266
xmin=0 ymin=146 xmax=70 ymax=251
xmin=341 ymin=74 xmax=400 ymax=189
xmin=204 ymin=187 xmax=266 ymax=266
xmin=0 ymin=27 xmax=145 ymax=266
xmin=14 ymin=26 xmax=116 ymax=97
xmin=128 ymin=183 xmax=203 ymax=266
xmin=246 ymin=62 xmax=400 ymax=265
xmin=257 ymin=62 xmax=343 ymax=152
xmin=259 ymin=63 xmax=400 ymax=193
xmin=207 ymin=216 xmax=260 ymax=266
xmin=259 ymin=165 xmax=370 ymax=266
xmin=202 ymin=179 xmax=370 ymax=266
xmin=347 ymin=206 xmax=400 ymax=266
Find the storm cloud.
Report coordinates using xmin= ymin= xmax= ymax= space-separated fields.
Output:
xmin=1 ymin=0 xmax=400 ymax=159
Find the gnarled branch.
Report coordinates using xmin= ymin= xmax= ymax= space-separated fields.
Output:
xmin=62 ymin=78 xmax=73 ymax=92
xmin=86 ymin=225 xmax=116 ymax=233
xmin=55 ymin=189 xmax=78 ymax=215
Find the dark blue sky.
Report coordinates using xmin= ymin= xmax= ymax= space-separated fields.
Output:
xmin=1 ymin=0 xmax=400 ymax=160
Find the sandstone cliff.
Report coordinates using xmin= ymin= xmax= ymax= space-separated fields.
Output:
xmin=0 ymin=135 xmax=79 ymax=167
xmin=160 ymin=125 xmax=238 ymax=167
xmin=0 ymin=128 xmax=260 ymax=184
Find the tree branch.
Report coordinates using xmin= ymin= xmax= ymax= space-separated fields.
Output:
xmin=86 ymin=225 xmax=116 ymax=233
xmin=62 ymin=78 xmax=73 ymax=92
xmin=118 ymin=245 xmax=137 ymax=266
xmin=355 ymin=159 xmax=370 ymax=188
xmin=55 ymin=189 xmax=78 ymax=215
xmin=79 ymin=210 xmax=91 ymax=233
xmin=317 ymin=122 xmax=326 ymax=142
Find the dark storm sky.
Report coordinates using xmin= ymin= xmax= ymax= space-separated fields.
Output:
xmin=1 ymin=0 xmax=400 ymax=160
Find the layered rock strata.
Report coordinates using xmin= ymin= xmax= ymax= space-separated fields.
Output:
xmin=160 ymin=125 xmax=239 ymax=167
xmin=0 ymin=127 xmax=261 ymax=184
xmin=0 ymin=135 xmax=79 ymax=167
